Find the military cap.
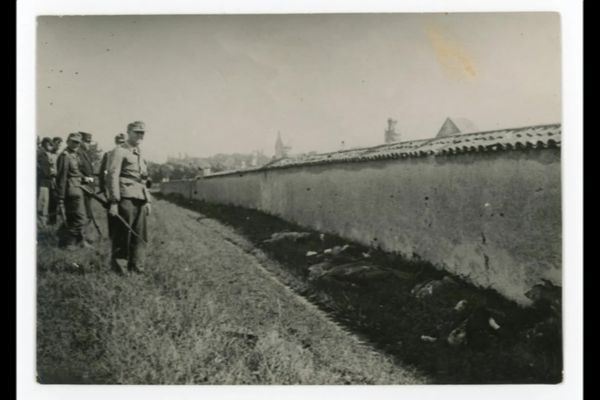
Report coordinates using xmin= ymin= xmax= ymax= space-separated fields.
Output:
xmin=78 ymin=131 xmax=93 ymax=142
xmin=127 ymin=121 xmax=146 ymax=132
xmin=41 ymin=137 xmax=53 ymax=146
xmin=52 ymin=136 xmax=63 ymax=143
xmin=67 ymin=132 xmax=82 ymax=142
xmin=115 ymin=133 xmax=126 ymax=144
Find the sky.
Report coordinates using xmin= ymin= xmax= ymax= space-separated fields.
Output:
xmin=36 ymin=13 xmax=561 ymax=163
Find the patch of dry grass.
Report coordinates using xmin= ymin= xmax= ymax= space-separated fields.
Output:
xmin=36 ymin=200 xmax=424 ymax=384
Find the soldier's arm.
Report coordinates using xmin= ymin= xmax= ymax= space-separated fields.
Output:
xmin=55 ymin=153 xmax=68 ymax=201
xmin=100 ymin=153 xmax=108 ymax=174
xmin=42 ymin=153 xmax=52 ymax=179
xmin=106 ymin=147 xmax=124 ymax=203
xmin=142 ymin=159 xmax=152 ymax=204
xmin=97 ymin=153 xmax=108 ymax=190
xmin=144 ymin=187 xmax=153 ymax=204
xmin=36 ymin=151 xmax=44 ymax=180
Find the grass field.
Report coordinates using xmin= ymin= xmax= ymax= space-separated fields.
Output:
xmin=36 ymin=198 xmax=424 ymax=384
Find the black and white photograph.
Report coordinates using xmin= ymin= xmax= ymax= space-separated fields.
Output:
xmin=17 ymin=1 xmax=583 ymax=398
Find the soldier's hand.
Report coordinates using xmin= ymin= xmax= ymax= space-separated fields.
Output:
xmin=145 ymin=203 xmax=152 ymax=216
xmin=108 ymin=203 xmax=119 ymax=216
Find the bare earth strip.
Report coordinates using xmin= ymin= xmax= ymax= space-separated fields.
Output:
xmin=37 ymin=199 xmax=426 ymax=384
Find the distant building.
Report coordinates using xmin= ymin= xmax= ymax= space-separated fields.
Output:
xmin=384 ymin=118 xmax=399 ymax=143
xmin=436 ymin=117 xmax=478 ymax=138
xmin=197 ymin=167 xmax=212 ymax=178
xmin=274 ymin=131 xmax=291 ymax=158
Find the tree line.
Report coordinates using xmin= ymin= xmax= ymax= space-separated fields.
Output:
xmin=146 ymin=152 xmax=272 ymax=182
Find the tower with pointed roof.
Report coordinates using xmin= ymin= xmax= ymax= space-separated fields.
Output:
xmin=275 ymin=131 xmax=287 ymax=158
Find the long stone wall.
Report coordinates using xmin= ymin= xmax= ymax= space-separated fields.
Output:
xmin=161 ymin=131 xmax=561 ymax=305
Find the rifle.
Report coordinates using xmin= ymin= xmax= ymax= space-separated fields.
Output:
xmin=79 ymin=185 xmax=149 ymax=245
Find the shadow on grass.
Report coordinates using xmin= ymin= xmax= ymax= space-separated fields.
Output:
xmin=159 ymin=193 xmax=562 ymax=384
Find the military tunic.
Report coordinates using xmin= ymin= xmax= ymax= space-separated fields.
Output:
xmin=55 ymin=148 xmax=87 ymax=246
xmin=77 ymin=147 xmax=94 ymax=178
xmin=36 ymin=149 xmax=56 ymax=227
xmin=77 ymin=147 xmax=96 ymax=230
xmin=47 ymin=150 xmax=61 ymax=225
xmin=99 ymin=144 xmax=123 ymax=238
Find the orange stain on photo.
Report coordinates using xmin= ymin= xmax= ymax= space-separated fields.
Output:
xmin=426 ymin=25 xmax=478 ymax=80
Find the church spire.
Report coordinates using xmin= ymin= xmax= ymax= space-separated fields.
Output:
xmin=275 ymin=131 xmax=287 ymax=158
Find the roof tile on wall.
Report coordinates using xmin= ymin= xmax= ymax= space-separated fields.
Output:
xmin=205 ymin=123 xmax=561 ymax=177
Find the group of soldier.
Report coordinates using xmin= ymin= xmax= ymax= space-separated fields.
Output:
xmin=36 ymin=121 xmax=152 ymax=275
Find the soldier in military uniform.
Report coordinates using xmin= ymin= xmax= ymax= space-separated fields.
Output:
xmin=37 ymin=137 xmax=57 ymax=228
xmin=99 ymin=133 xmax=126 ymax=196
xmin=77 ymin=131 xmax=95 ymax=189
xmin=55 ymin=133 xmax=90 ymax=248
xmin=48 ymin=136 xmax=63 ymax=225
xmin=106 ymin=121 xmax=152 ymax=274
xmin=99 ymin=133 xmax=126 ymax=238
xmin=76 ymin=131 xmax=100 ymax=241
xmin=77 ymin=132 xmax=95 ymax=178
xmin=52 ymin=136 xmax=63 ymax=154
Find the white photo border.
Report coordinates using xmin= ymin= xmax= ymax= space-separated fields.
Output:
xmin=17 ymin=1 xmax=583 ymax=399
